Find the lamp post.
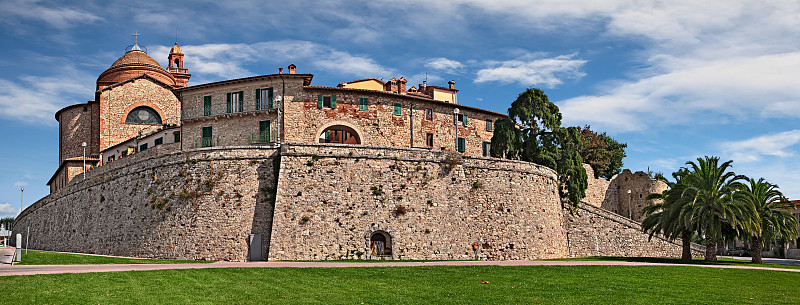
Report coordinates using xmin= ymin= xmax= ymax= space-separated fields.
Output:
xmin=20 ymin=187 xmax=23 ymax=215
xmin=627 ymin=189 xmax=632 ymax=219
xmin=82 ymin=142 xmax=87 ymax=179
xmin=453 ymin=108 xmax=460 ymax=152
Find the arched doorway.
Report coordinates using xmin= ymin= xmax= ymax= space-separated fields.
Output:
xmin=319 ymin=125 xmax=360 ymax=144
xmin=370 ymin=231 xmax=392 ymax=257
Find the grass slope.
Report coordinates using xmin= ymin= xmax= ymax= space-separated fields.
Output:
xmin=14 ymin=250 xmax=213 ymax=265
xmin=1 ymin=265 xmax=798 ymax=304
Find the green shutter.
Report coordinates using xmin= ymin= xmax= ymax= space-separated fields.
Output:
xmin=238 ymin=91 xmax=244 ymax=112
xmin=458 ymin=137 xmax=465 ymax=153
xmin=203 ymin=96 xmax=212 ymax=116
xmin=331 ymin=95 xmax=337 ymax=109
xmin=359 ymin=98 xmax=368 ymax=111
xmin=463 ymin=114 xmax=468 ymax=126
xmin=226 ymin=92 xmax=232 ymax=113
xmin=317 ymin=95 xmax=323 ymax=109
xmin=394 ymin=103 xmax=401 ymax=115
xmin=454 ymin=113 xmax=458 ymax=125
xmin=255 ymin=88 xmax=261 ymax=110
xmin=486 ymin=119 xmax=493 ymax=131
xmin=267 ymin=87 xmax=274 ymax=109
xmin=259 ymin=120 xmax=270 ymax=142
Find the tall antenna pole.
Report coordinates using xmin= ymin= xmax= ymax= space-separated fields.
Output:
xmin=20 ymin=187 xmax=23 ymax=215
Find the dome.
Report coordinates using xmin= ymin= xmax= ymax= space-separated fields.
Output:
xmin=169 ymin=43 xmax=183 ymax=54
xmin=108 ymin=50 xmax=164 ymax=70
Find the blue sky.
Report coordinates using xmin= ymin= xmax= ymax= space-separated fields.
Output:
xmin=2 ymin=0 xmax=800 ymax=218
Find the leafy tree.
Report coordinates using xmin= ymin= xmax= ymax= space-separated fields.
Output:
xmin=0 ymin=216 xmax=14 ymax=235
xmin=643 ymin=169 xmax=696 ymax=260
xmin=737 ymin=177 xmax=798 ymax=264
xmin=491 ymin=88 xmax=587 ymax=207
xmin=577 ymin=125 xmax=627 ymax=179
xmin=682 ymin=156 xmax=753 ymax=262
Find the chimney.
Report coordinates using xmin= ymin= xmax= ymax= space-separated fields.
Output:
xmin=398 ymin=77 xmax=407 ymax=93
xmin=279 ymin=67 xmax=283 ymax=74
xmin=448 ymin=80 xmax=455 ymax=90
xmin=288 ymin=64 xmax=296 ymax=74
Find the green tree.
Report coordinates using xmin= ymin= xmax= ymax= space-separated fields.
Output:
xmin=683 ymin=156 xmax=753 ymax=262
xmin=643 ymin=169 xmax=696 ymax=260
xmin=491 ymin=88 xmax=587 ymax=207
xmin=0 ymin=216 xmax=14 ymax=235
xmin=737 ymin=177 xmax=798 ymax=264
xmin=577 ymin=125 xmax=627 ymax=179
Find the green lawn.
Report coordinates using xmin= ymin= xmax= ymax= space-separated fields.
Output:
xmin=1 ymin=265 xmax=799 ymax=304
xmin=14 ymin=250 xmax=213 ymax=265
xmin=551 ymin=256 xmax=800 ymax=270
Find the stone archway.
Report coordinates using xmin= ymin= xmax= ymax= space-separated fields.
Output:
xmin=319 ymin=125 xmax=361 ymax=144
xmin=369 ymin=231 xmax=392 ymax=257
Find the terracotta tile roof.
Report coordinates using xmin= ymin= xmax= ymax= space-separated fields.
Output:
xmin=108 ymin=50 xmax=163 ymax=71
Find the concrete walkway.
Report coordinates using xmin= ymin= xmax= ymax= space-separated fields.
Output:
xmin=2 ymin=259 xmax=800 ymax=276
xmin=720 ymin=255 xmax=800 ymax=267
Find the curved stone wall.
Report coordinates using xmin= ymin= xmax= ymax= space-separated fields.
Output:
xmin=14 ymin=143 xmax=687 ymax=261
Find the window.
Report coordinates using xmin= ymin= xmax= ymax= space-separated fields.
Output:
xmin=457 ymin=137 xmax=465 ymax=153
xmin=483 ymin=141 xmax=491 ymax=157
xmin=203 ymin=95 xmax=212 ymax=116
xmin=317 ymin=95 xmax=337 ymax=109
xmin=486 ymin=119 xmax=493 ymax=131
xmin=107 ymin=155 xmax=115 ymax=162
xmin=359 ymin=98 xmax=369 ymax=111
xmin=173 ymin=131 xmax=181 ymax=143
xmin=125 ymin=106 xmax=162 ymax=124
xmin=139 ymin=143 xmax=148 ymax=151
xmin=256 ymin=87 xmax=274 ymax=110
xmin=425 ymin=108 xmax=433 ymax=120
xmin=454 ymin=113 xmax=468 ymax=126
xmin=227 ymin=91 xmax=243 ymax=113
xmin=202 ymin=126 xmax=213 ymax=147
xmin=394 ymin=103 xmax=401 ymax=115
xmin=426 ymin=133 xmax=434 ymax=147
xmin=154 ymin=137 xmax=163 ymax=146
xmin=259 ymin=120 xmax=271 ymax=143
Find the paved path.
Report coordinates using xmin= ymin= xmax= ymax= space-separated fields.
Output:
xmin=720 ymin=255 xmax=800 ymax=267
xmin=2 ymin=259 xmax=799 ymax=276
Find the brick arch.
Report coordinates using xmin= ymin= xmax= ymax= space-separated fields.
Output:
xmin=314 ymin=121 xmax=365 ymax=145
xmin=120 ymin=101 xmax=166 ymax=125
xmin=364 ymin=227 xmax=395 ymax=259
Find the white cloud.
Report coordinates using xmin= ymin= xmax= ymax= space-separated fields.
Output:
xmin=0 ymin=65 xmax=93 ymax=124
xmin=13 ymin=181 xmax=27 ymax=189
xmin=475 ymin=53 xmax=587 ymax=87
xmin=719 ymin=130 xmax=800 ymax=163
xmin=560 ymin=52 xmax=800 ymax=132
xmin=427 ymin=58 xmax=464 ymax=72
xmin=0 ymin=0 xmax=101 ymax=29
xmin=0 ymin=203 xmax=17 ymax=216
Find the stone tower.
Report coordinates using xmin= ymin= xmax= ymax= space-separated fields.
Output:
xmin=167 ymin=43 xmax=191 ymax=88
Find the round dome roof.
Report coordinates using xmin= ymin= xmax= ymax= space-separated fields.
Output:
xmin=169 ymin=43 xmax=183 ymax=54
xmin=108 ymin=50 xmax=164 ymax=71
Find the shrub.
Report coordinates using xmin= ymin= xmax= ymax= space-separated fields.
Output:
xmin=300 ymin=216 xmax=310 ymax=224
xmin=393 ymin=205 xmax=407 ymax=216
xmin=472 ymin=181 xmax=484 ymax=189
xmin=370 ymin=186 xmax=383 ymax=196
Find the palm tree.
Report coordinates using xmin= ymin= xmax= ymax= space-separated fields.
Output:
xmin=737 ymin=177 xmax=798 ymax=264
xmin=683 ymin=156 xmax=753 ymax=262
xmin=643 ymin=169 xmax=696 ymax=260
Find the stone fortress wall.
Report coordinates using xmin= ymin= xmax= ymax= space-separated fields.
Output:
xmin=14 ymin=144 xmax=691 ymax=261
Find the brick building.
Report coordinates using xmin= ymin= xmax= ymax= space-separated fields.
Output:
xmin=48 ymin=42 xmax=503 ymax=193
xmin=48 ymin=42 xmax=189 ymax=192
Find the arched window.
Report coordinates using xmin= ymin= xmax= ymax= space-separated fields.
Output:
xmin=319 ymin=125 xmax=360 ymax=144
xmin=174 ymin=58 xmax=180 ymax=67
xmin=125 ymin=106 xmax=162 ymax=124
xmin=370 ymin=231 xmax=391 ymax=257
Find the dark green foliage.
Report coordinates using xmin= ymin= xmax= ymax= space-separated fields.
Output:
xmin=490 ymin=88 xmax=587 ymax=207
xmin=578 ymin=125 xmax=627 ymax=179
xmin=0 ymin=216 xmax=14 ymax=233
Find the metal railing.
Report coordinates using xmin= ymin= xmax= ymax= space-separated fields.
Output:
xmin=250 ymin=132 xmax=277 ymax=144
xmin=193 ymin=137 xmax=217 ymax=148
